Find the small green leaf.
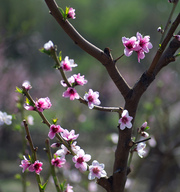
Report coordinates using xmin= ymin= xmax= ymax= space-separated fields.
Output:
xmin=13 ymin=124 xmax=22 ymax=131
xmin=159 ymin=44 xmax=161 ymax=48
xmin=175 ymin=52 xmax=180 ymax=57
xmin=65 ymin=7 xmax=70 ymax=15
xmin=58 ymin=6 xmax=66 ymax=20
xmin=60 ymin=180 xmax=66 ymax=191
xmin=52 ymin=118 xmax=58 ymax=124
xmin=39 ymin=48 xmax=52 ymax=56
xmin=58 ymin=51 xmax=62 ymax=62
xmin=144 ymin=126 xmax=150 ymax=131
xmin=39 ymin=180 xmax=48 ymax=190
xmin=16 ymin=87 xmax=23 ymax=94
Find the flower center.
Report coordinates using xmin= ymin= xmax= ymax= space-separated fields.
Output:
xmin=77 ymin=157 xmax=84 ymax=164
xmin=92 ymin=167 xmax=99 ymax=174
xmin=121 ymin=116 xmax=128 ymax=124
xmin=126 ymin=42 xmax=133 ymax=49
xmin=69 ymin=89 xmax=75 ymax=94
xmin=34 ymin=163 xmax=40 ymax=170
xmin=88 ymin=96 xmax=94 ymax=102
xmin=52 ymin=127 xmax=58 ymax=133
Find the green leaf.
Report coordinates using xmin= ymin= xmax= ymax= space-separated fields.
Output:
xmin=58 ymin=51 xmax=62 ymax=62
xmin=16 ymin=86 xmax=23 ymax=94
xmin=159 ymin=44 xmax=161 ymax=48
xmin=58 ymin=7 xmax=66 ymax=20
xmin=60 ymin=180 xmax=66 ymax=191
xmin=175 ymin=52 xmax=180 ymax=57
xmin=144 ymin=126 xmax=150 ymax=131
xmin=39 ymin=180 xmax=48 ymax=190
xmin=52 ymin=118 xmax=58 ymax=124
xmin=65 ymin=7 xmax=70 ymax=15
xmin=39 ymin=48 xmax=52 ymax=56
xmin=13 ymin=124 xmax=22 ymax=131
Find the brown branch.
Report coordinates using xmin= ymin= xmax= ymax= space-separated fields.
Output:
xmin=44 ymin=0 xmax=131 ymax=99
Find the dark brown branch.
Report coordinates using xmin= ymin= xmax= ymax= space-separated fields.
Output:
xmin=44 ymin=0 xmax=131 ymax=98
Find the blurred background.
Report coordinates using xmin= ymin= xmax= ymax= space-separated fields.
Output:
xmin=0 ymin=0 xmax=180 ymax=191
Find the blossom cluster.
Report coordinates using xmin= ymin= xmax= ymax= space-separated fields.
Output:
xmin=59 ymin=54 xmax=101 ymax=109
xmin=19 ymin=156 xmax=43 ymax=175
xmin=122 ymin=32 xmax=153 ymax=63
xmin=0 ymin=111 xmax=12 ymax=126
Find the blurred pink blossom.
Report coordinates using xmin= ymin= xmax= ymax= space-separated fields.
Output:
xmin=67 ymin=8 xmax=76 ymax=19
xmin=48 ymin=124 xmax=64 ymax=139
xmin=61 ymin=56 xmax=77 ymax=71
xmin=51 ymin=156 xmax=66 ymax=168
xmin=35 ymin=97 xmax=52 ymax=112
xmin=62 ymin=87 xmax=80 ymax=100
xmin=61 ymin=129 xmax=79 ymax=142
xmin=19 ymin=156 xmax=31 ymax=173
xmin=28 ymin=160 xmax=43 ymax=175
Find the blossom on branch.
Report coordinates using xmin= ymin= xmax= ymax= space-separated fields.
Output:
xmin=72 ymin=149 xmax=91 ymax=171
xmin=28 ymin=160 xmax=43 ymax=175
xmin=19 ymin=156 xmax=31 ymax=172
xmin=44 ymin=40 xmax=54 ymax=50
xmin=122 ymin=36 xmax=137 ymax=57
xmin=84 ymin=89 xmax=101 ymax=109
xmin=88 ymin=160 xmax=107 ymax=180
xmin=61 ymin=56 xmax=77 ymax=71
xmin=48 ymin=124 xmax=64 ymax=139
xmin=118 ymin=110 xmax=133 ymax=130
xmin=35 ymin=97 xmax=52 ymax=112
xmin=22 ymin=80 xmax=32 ymax=91
xmin=61 ymin=129 xmax=79 ymax=142
xmin=67 ymin=8 xmax=76 ymax=19
xmin=62 ymin=87 xmax=80 ymax=100
xmin=51 ymin=156 xmax=66 ymax=168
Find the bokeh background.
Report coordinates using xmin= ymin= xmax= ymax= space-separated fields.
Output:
xmin=0 ymin=0 xmax=180 ymax=191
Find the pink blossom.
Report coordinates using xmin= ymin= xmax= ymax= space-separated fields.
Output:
xmin=88 ymin=160 xmax=107 ymax=180
xmin=136 ymin=49 xmax=145 ymax=63
xmin=35 ymin=97 xmax=52 ymax=112
xmin=67 ymin=8 xmax=76 ymax=19
xmin=61 ymin=129 xmax=79 ymax=142
xmin=61 ymin=76 xmax=75 ymax=87
xmin=61 ymin=56 xmax=77 ymax=71
xmin=48 ymin=124 xmax=64 ymax=139
xmin=51 ymin=156 xmax=66 ymax=168
xmin=84 ymin=89 xmax=101 ymax=109
xmin=135 ymin=32 xmax=153 ymax=53
xmin=72 ymin=149 xmax=91 ymax=171
xmin=118 ymin=110 xmax=133 ymax=130
xmin=73 ymin=73 xmax=88 ymax=86
xmin=62 ymin=87 xmax=80 ymax=100
xmin=19 ymin=156 xmax=31 ymax=173
xmin=44 ymin=40 xmax=54 ymax=50
xmin=28 ymin=160 xmax=43 ymax=175
xmin=122 ymin=36 xmax=137 ymax=57
xmin=141 ymin=121 xmax=147 ymax=131
xmin=65 ymin=184 xmax=74 ymax=192
xmin=51 ymin=142 xmax=61 ymax=148
xmin=22 ymin=81 xmax=32 ymax=91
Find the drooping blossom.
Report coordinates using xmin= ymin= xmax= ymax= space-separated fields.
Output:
xmin=44 ymin=40 xmax=54 ymax=50
xmin=35 ymin=97 xmax=52 ymax=112
xmin=136 ymin=49 xmax=145 ymax=63
xmin=88 ymin=181 xmax=98 ymax=192
xmin=140 ymin=121 xmax=147 ymax=131
xmin=65 ymin=184 xmax=74 ymax=192
xmin=84 ymin=89 xmax=101 ymax=109
xmin=19 ymin=156 xmax=31 ymax=173
xmin=67 ymin=8 xmax=76 ymax=19
xmin=88 ymin=160 xmax=107 ymax=180
xmin=61 ymin=129 xmax=79 ymax=142
xmin=62 ymin=87 xmax=80 ymax=100
xmin=118 ymin=110 xmax=133 ymax=130
xmin=61 ymin=76 xmax=75 ymax=87
xmin=72 ymin=149 xmax=91 ymax=171
xmin=0 ymin=111 xmax=12 ymax=125
xmin=48 ymin=124 xmax=64 ymax=139
xmin=122 ymin=36 xmax=137 ymax=57
xmin=135 ymin=32 xmax=153 ymax=53
xmin=51 ymin=156 xmax=66 ymax=168
xmin=136 ymin=142 xmax=146 ymax=158
xmin=22 ymin=81 xmax=32 ymax=91
xmin=28 ymin=160 xmax=43 ymax=175
xmin=61 ymin=56 xmax=77 ymax=71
